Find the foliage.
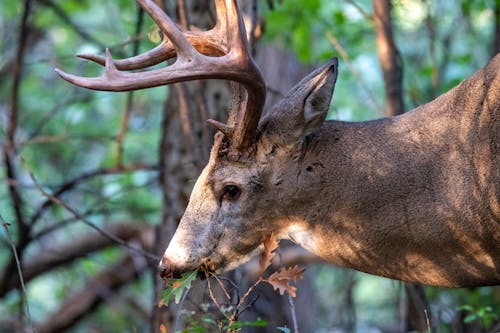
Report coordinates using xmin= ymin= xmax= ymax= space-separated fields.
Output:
xmin=458 ymin=305 xmax=498 ymax=329
xmin=161 ymin=270 xmax=198 ymax=305
xmin=160 ymin=234 xmax=304 ymax=332
xmin=264 ymin=0 xmax=498 ymax=120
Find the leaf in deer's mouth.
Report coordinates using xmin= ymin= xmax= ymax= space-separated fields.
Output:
xmin=160 ymin=269 xmax=198 ymax=306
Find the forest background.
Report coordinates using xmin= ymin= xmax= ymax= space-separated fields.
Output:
xmin=0 ymin=0 xmax=499 ymax=332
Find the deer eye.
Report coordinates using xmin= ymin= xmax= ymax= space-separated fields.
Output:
xmin=222 ymin=185 xmax=241 ymax=201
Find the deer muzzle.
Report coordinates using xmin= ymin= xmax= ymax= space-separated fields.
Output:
xmin=158 ymin=257 xmax=174 ymax=281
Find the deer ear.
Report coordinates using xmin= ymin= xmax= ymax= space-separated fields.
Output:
xmin=301 ymin=58 xmax=338 ymax=136
xmin=258 ymin=59 xmax=338 ymax=152
xmin=260 ymin=58 xmax=338 ymax=144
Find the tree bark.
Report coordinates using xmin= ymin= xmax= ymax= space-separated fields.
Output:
xmin=373 ymin=0 xmax=404 ymax=116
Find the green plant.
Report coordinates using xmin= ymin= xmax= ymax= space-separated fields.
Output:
xmin=160 ymin=234 xmax=305 ymax=332
xmin=457 ymin=304 xmax=498 ymax=329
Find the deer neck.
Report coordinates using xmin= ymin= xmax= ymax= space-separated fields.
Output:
xmin=276 ymin=61 xmax=500 ymax=287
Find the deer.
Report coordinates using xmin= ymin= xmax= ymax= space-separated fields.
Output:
xmin=55 ymin=0 xmax=500 ymax=288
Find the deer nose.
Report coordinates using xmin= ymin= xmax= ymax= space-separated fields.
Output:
xmin=158 ymin=257 xmax=173 ymax=281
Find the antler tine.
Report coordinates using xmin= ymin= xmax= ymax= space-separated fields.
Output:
xmin=54 ymin=0 xmax=265 ymax=151
xmin=137 ymin=0 xmax=197 ymax=60
xmin=217 ymin=0 xmax=265 ymax=152
xmin=76 ymin=43 xmax=173 ymax=70
xmin=77 ymin=32 xmax=229 ymax=71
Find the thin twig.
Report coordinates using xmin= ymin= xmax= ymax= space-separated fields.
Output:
xmin=233 ymin=277 xmax=263 ymax=318
xmin=29 ymin=163 xmax=157 ymax=226
xmin=175 ymin=84 xmax=204 ymax=169
xmin=116 ymin=7 xmax=144 ymax=167
xmin=278 ymin=250 xmax=299 ymax=333
xmin=1 ymin=215 xmax=34 ymax=333
xmin=37 ymin=0 xmax=106 ymax=49
xmin=116 ymin=92 xmax=133 ymax=167
xmin=288 ymin=294 xmax=299 ymax=333
xmin=235 ymin=293 xmax=260 ymax=317
xmin=326 ymin=31 xmax=383 ymax=115
xmin=345 ymin=0 xmax=372 ymax=20
xmin=424 ymin=308 xmax=431 ymax=333
xmin=24 ymin=161 xmax=160 ymax=262
xmin=193 ymin=82 xmax=210 ymax=161
xmin=209 ymin=272 xmax=232 ymax=301
xmin=205 ymin=273 xmax=231 ymax=321
xmin=173 ymin=287 xmax=191 ymax=331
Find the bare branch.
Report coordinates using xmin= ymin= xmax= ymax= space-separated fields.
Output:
xmin=25 ymin=163 xmax=159 ymax=262
xmin=326 ymin=32 xmax=383 ymax=115
xmin=0 ymin=215 xmax=33 ymax=332
xmin=29 ymin=163 xmax=157 ymax=226
xmin=0 ymin=223 xmax=151 ymax=297
xmin=34 ymin=254 xmax=148 ymax=333
xmin=0 ymin=0 xmax=34 ymax=309
xmin=345 ymin=0 xmax=372 ymax=21
xmin=116 ymin=7 xmax=145 ymax=167
xmin=36 ymin=0 xmax=106 ymax=49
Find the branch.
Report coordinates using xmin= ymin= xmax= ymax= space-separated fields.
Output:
xmin=36 ymin=0 xmax=106 ymax=49
xmin=0 ymin=0 xmax=34 ymax=307
xmin=373 ymin=0 xmax=404 ymax=116
xmin=1 ymin=216 xmax=33 ymax=331
xmin=326 ymin=32 xmax=383 ymax=115
xmin=29 ymin=163 xmax=157 ymax=226
xmin=116 ymin=7 xmax=145 ymax=167
xmin=0 ymin=223 xmax=151 ymax=297
xmin=345 ymin=0 xmax=372 ymax=21
xmin=34 ymin=254 xmax=148 ymax=333
xmin=23 ymin=163 xmax=160 ymax=262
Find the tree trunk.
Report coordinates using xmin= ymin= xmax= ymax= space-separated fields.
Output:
xmin=373 ymin=0 xmax=404 ymax=116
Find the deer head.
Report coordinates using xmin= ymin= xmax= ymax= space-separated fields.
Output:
xmin=162 ymin=60 xmax=338 ymax=277
xmin=55 ymin=0 xmax=336 ymax=278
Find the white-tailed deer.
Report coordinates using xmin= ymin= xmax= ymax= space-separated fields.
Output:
xmin=56 ymin=0 xmax=500 ymax=287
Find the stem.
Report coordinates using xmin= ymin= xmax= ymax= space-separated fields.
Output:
xmin=1 ymin=216 xmax=34 ymax=333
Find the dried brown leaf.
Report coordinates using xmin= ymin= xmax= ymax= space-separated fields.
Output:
xmin=259 ymin=233 xmax=279 ymax=273
xmin=265 ymin=265 xmax=305 ymax=298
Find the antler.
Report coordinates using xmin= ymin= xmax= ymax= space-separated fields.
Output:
xmin=54 ymin=0 xmax=266 ymax=152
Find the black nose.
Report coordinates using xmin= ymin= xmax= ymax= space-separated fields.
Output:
xmin=158 ymin=257 xmax=173 ymax=281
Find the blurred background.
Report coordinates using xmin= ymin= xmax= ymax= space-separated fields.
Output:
xmin=0 ymin=0 xmax=499 ymax=332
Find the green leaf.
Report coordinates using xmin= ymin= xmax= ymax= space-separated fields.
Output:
xmin=161 ymin=270 xmax=198 ymax=305
xmin=463 ymin=313 xmax=477 ymax=324
xmin=277 ymin=326 xmax=291 ymax=333
xmin=457 ymin=305 xmax=473 ymax=312
xmin=227 ymin=318 xmax=267 ymax=330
